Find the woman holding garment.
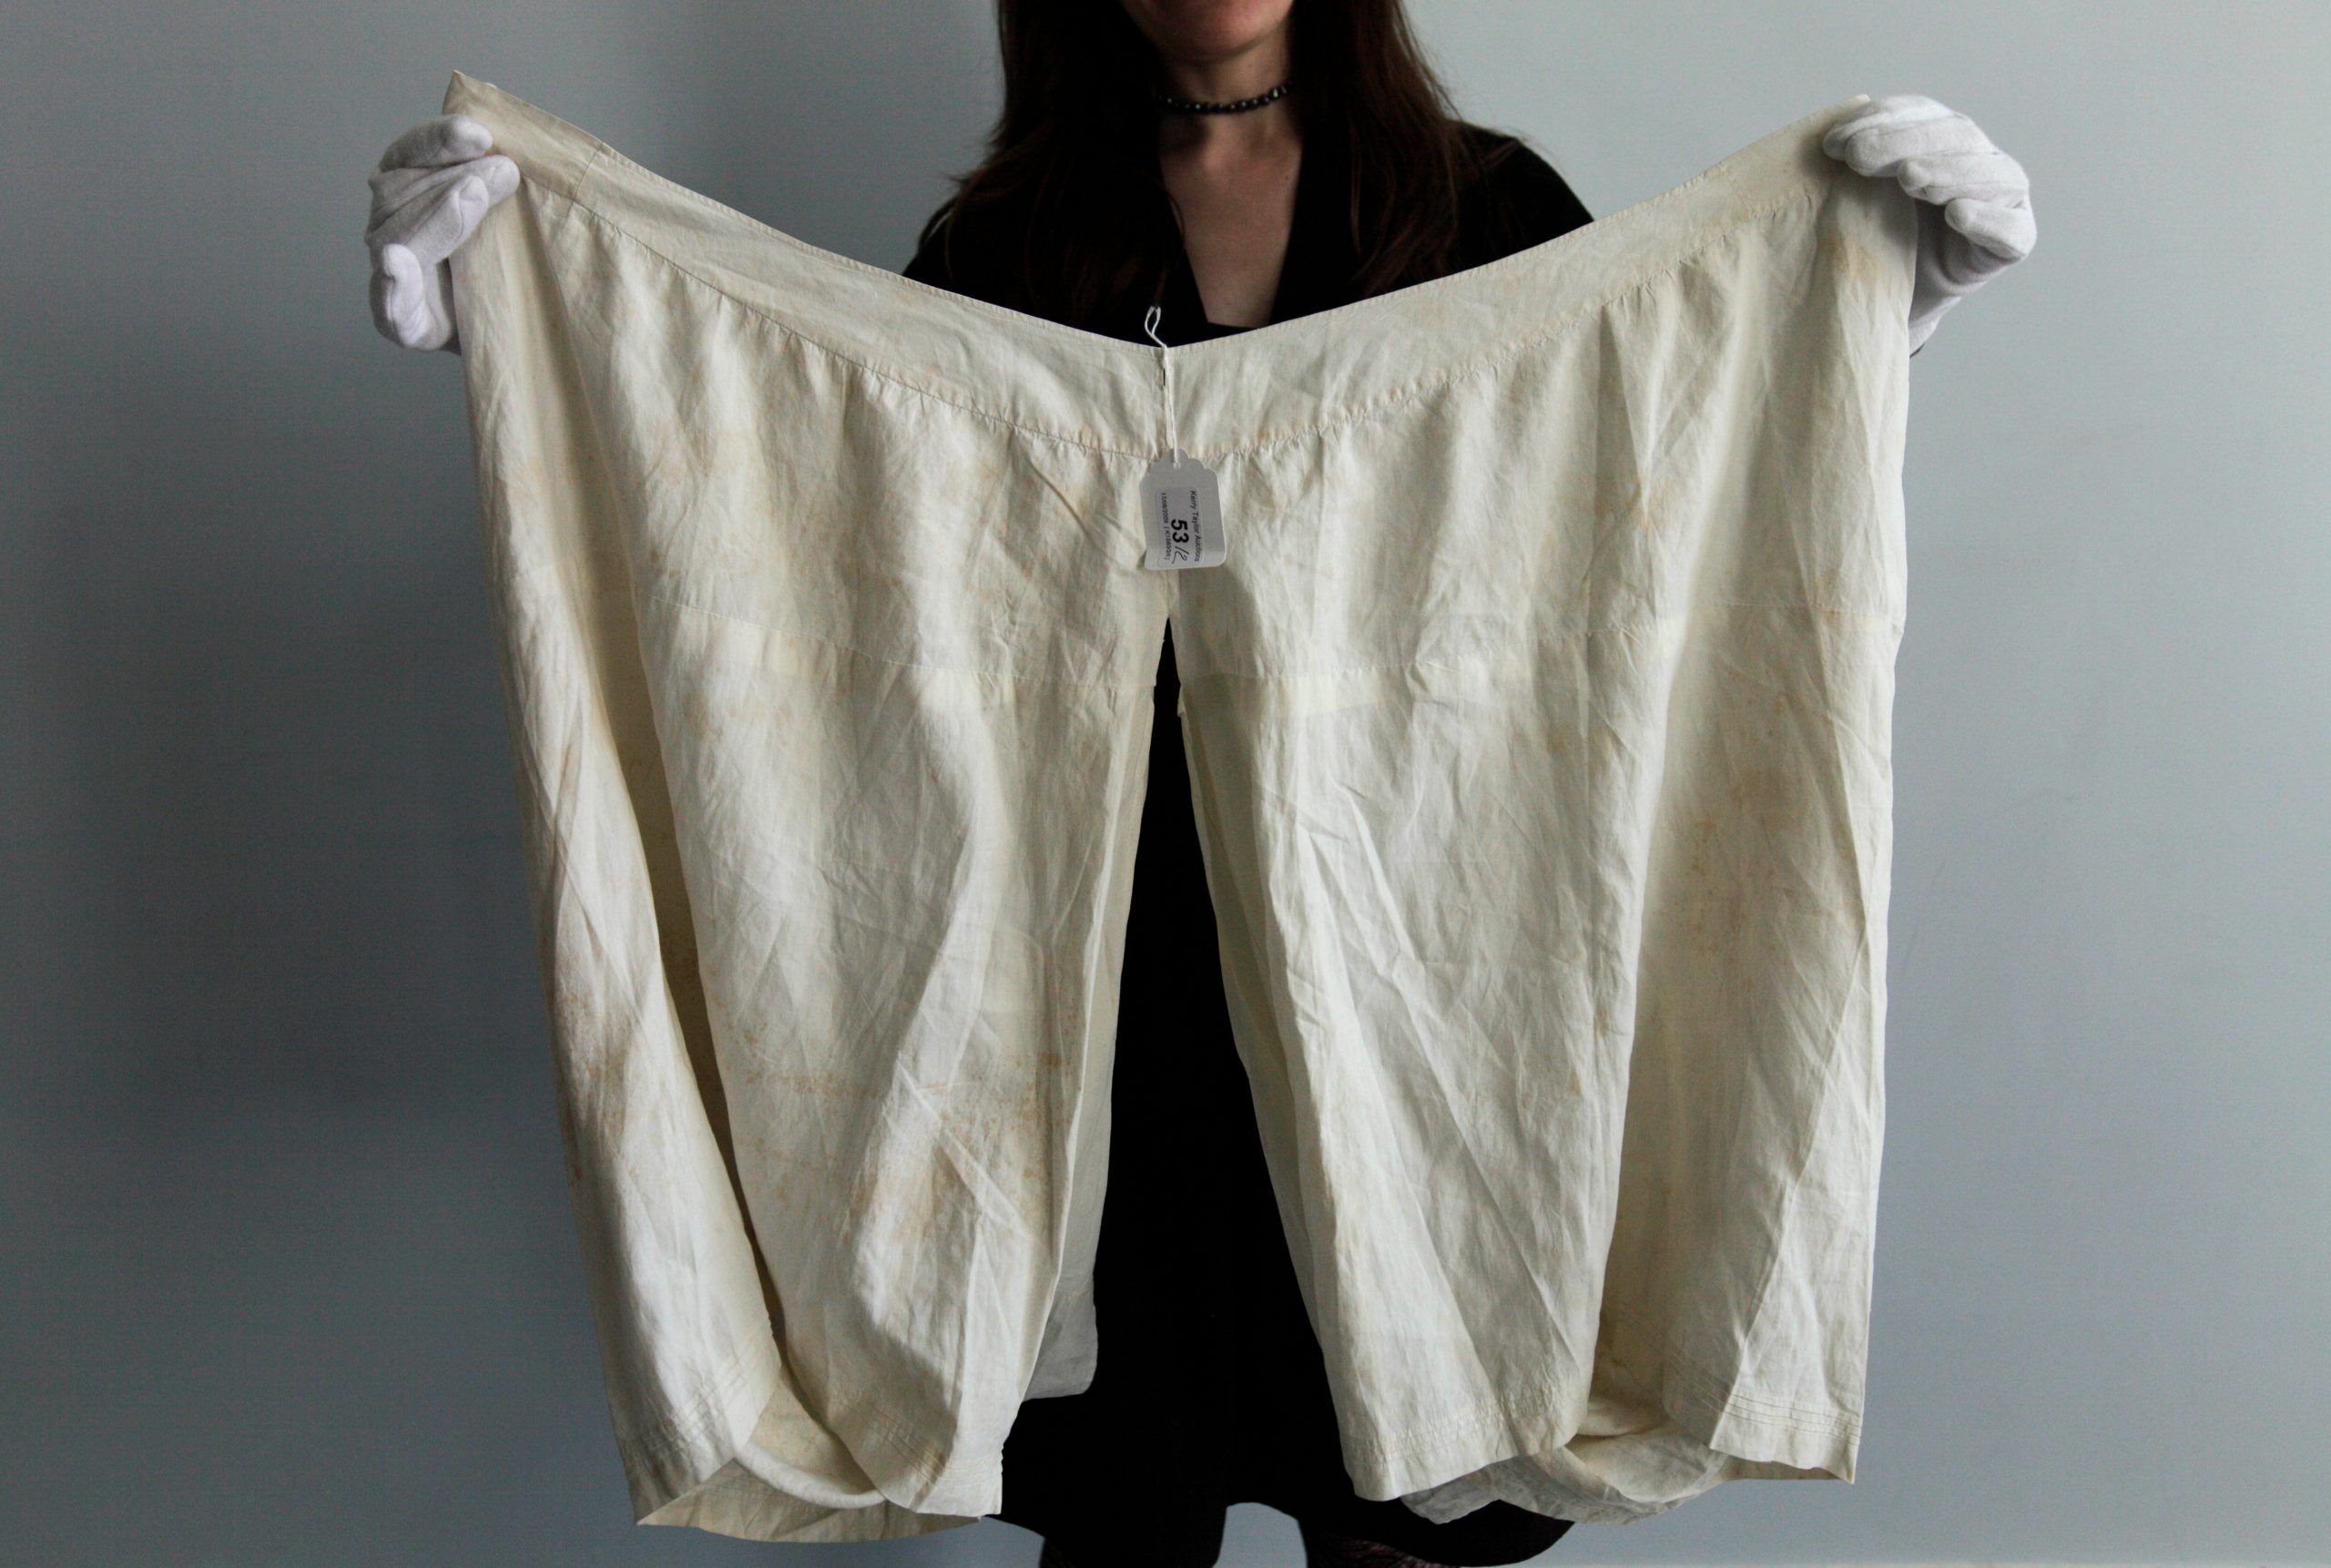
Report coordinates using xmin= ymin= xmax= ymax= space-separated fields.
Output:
xmin=364 ymin=4 xmax=2032 ymax=1564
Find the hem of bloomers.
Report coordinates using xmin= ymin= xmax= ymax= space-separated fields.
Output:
xmin=616 ymin=1338 xmax=776 ymax=1501
xmin=614 ymin=1339 xmax=1002 ymax=1536
xmin=646 ymin=1469 xmax=982 ymax=1545
xmin=850 ymin=1390 xmax=1009 ymax=1518
xmin=1337 ymin=1352 xmax=1861 ymax=1506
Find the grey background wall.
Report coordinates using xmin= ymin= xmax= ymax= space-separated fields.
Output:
xmin=4 ymin=1 xmax=2324 ymax=1563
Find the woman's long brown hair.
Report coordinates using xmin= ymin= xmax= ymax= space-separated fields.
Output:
xmin=912 ymin=0 xmax=1511 ymax=331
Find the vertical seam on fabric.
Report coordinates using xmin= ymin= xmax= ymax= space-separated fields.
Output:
xmin=568 ymin=137 xmax=615 ymax=208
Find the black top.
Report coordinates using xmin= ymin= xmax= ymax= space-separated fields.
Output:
xmin=905 ymin=122 xmax=1592 ymax=347
xmin=902 ymin=124 xmax=1593 ymax=1567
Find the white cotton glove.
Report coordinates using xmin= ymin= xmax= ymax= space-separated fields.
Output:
xmin=364 ymin=114 xmax=521 ymax=352
xmin=1820 ymin=95 xmax=2035 ymax=353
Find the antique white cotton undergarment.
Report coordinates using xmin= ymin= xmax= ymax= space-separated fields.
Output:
xmin=438 ymin=69 xmax=1917 ymax=1544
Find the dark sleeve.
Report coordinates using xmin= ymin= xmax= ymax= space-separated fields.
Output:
xmin=1456 ymin=125 xmax=1594 ymax=263
xmin=901 ymin=212 xmax=957 ymax=290
xmin=901 ymin=201 xmax=1015 ymax=309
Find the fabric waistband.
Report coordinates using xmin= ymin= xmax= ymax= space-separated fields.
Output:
xmin=442 ymin=71 xmax=1870 ymax=460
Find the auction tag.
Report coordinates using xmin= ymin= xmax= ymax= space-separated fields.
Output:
xmin=1140 ymin=451 xmax=1227 ymax=570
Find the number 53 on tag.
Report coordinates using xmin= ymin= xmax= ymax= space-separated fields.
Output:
xmin=1141 ymin=452 xmax=1227 ymax=570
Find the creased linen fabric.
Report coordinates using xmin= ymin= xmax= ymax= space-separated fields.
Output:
xmin=437 ymin=69 xmax=1916 ymax=1543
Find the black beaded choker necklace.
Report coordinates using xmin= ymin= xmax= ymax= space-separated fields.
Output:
xmin=1153 ymin=79 xmax=1291 ymax=116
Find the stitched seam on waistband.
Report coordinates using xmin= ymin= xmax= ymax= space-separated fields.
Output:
xmin=1222 ymin=189 xmax=1827 ymax=460
xmin=540 ymin=185 xmax=1155 ymax=459
xmin=645 ymin=588 xmax=1158 ymax=690
xmin=570 ymin=137 xmax=614 ymax=200
xmin=575 ymin=123 xmax=1161 ymax=364
xmin=533 ymin=176 xmax=1829 ymax=457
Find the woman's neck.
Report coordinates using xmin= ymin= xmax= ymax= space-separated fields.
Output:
xmin=1148 ymin=22 xmax=1304 ymax=329
xmin=1154 ymin=30 xmax=1298 ymax=161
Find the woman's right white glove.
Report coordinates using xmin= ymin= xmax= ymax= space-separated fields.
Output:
xmin=364 ymin=114 xmax=520 ymax=352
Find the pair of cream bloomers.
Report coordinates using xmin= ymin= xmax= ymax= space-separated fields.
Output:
xmin=439 ymin=69 xmax=1916 ymax=1544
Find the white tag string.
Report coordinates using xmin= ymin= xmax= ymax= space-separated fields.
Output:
xmin=1141 ymin=302 xmax=1179 ymax=460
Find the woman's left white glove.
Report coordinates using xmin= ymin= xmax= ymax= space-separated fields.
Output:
xmin=1821 ymin=95 xmax=2035 ymax=352
xmin=364 ymin=114 xmax=521 ymax=352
